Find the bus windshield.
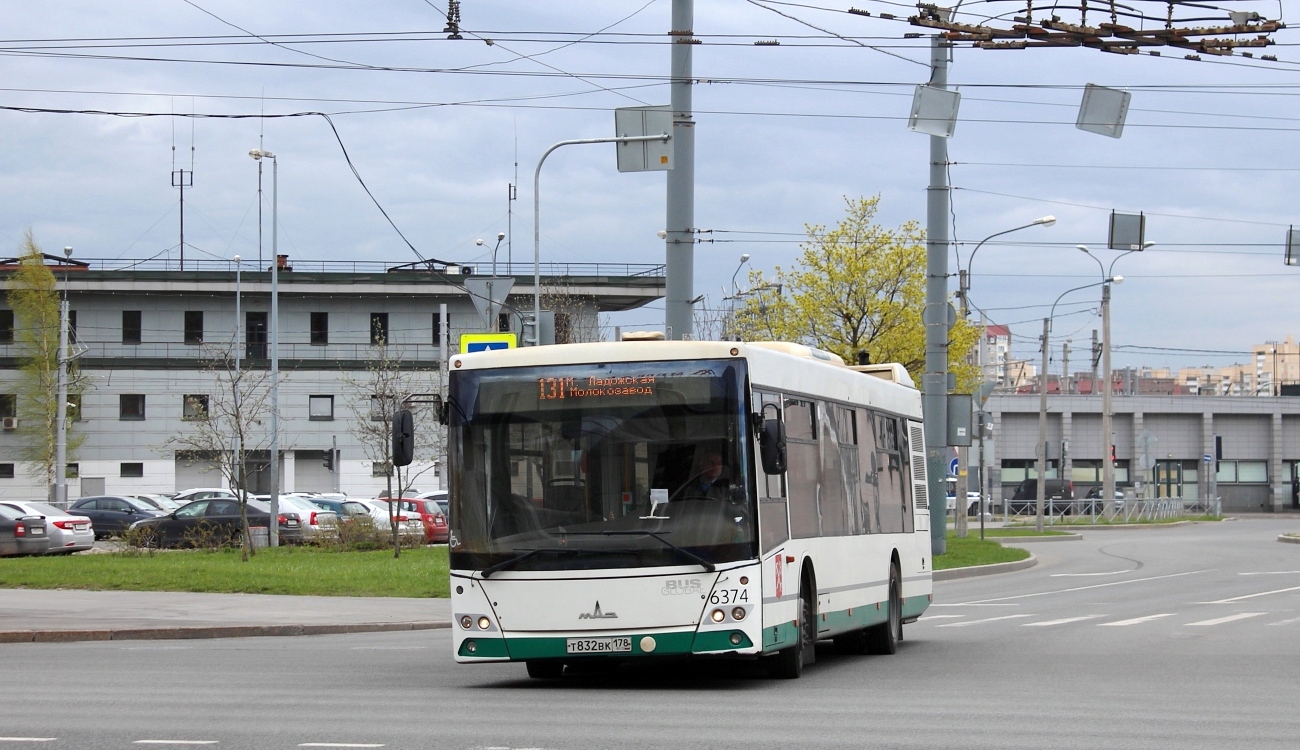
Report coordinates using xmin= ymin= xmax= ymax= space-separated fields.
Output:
xmin=448 ymin=358 xmax=756 ymax=572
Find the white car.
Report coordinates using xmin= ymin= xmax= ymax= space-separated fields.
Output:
xmin=356 ymin=499 xmax=425 ymax=541
xmin=946 ymin=492 xmax=985 ymax=516
xmin=171 ymin=487 xmax=238 ymax=504
xmin=0 ymin=501 xmax=94 ymax=554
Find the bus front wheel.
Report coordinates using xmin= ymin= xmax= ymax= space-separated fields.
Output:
xmin=865 ymin=562 xmax=901 ymax=655
xmin=766 ymin=591 xmax=814 ymax=679
xmin=525 ymin=660 xmax=565 ymax=679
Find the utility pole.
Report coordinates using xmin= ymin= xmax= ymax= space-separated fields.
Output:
xmin=1101 ymin=283 xmax=1116 ymax=508
xmin=1035 ymin=317 xmax=1049 ymax=532
xmin=923 ymin=35 xmax=951 ymax=555
xmin=664 ymin=0 xmax=695 ymax=340
xmin=51 ymin=247 xmax=72 ymax=506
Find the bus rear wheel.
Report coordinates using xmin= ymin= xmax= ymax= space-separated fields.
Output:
xmin=766 ymin=591 xmax=813 ymax=679
xmin=525 ymin=660 xmax=565 ymax=679
xmin=864 ymin=563 xmax=901 ymax=655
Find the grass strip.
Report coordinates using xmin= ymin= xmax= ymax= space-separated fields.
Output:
xmin=0 ymin=545 xmax=450 ymax=598
xmin=934 ymin=532 xmax=1030 ymax=571
xmin=979 ymin=528 xmax=1071 ymax=537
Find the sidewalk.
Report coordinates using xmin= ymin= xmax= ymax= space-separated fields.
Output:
xmin=0 ymin=588 xmax=452 ymax=643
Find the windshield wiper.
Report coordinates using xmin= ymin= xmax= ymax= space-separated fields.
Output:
xmin=479 ymin=546 xmax=625 ymax=578
xmin=560 ymin=530 xmax=716 ymax=572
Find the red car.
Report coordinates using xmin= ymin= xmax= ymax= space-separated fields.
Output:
xmin=382 ymin=498 xmax=448 ymax=544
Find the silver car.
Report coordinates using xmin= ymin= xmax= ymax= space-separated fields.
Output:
xmin=265 ymin=495 xmax=339 ymax=542
xmin=0 ymin=501 xmax=94 ymax=554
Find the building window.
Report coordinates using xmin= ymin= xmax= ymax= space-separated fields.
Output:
xmin=309 ymin=395 xmax=334 ymax=421
xmin=0 ymin=309 xmax=12 ymax=344
xmin=370 ymin=313 xmax=389 ymax=346
xmin=120 ymin=462 xmax=144 ymax=478
xmin=66 ymin=463 xmax=79 ymax=479
xmin=122 ymin=310 xmax=142 ymax=345
xmin=67 ymin=394 xmax=82 ymax=422
xmin=310 ymin=312 xmax=329 ymax=346
xmin=0 ymin=463 xmax=13 ymax=479
xmin=120 ymin=394 xmax=146 ymax=421
xmin=183 ymin=395 xmax=209 ymax=421
xmin=1217 ymin=460 xmax=1268 ymax=484
xmin=69 ymin=310 xmax=78 ymax=344
xmin=184 ymin=311 xmax=204 ymax=345
xmin=0 ymin=394 xmax=15 ymax=419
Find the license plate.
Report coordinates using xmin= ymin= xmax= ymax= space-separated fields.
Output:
xmin=30 ymin=527 xmax=44 ymax=535
xmin=75 ymin=524 xmax=89 ymax=531
xmin=566 ymin=637 xmax=631 ymax=654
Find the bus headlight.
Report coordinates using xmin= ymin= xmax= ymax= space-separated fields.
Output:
xmin=477 ymin=616 xmax=492 ymax=630
xmin=732 ymin=607 xmax=746 ymax=621
xmin=729 ymin=632 xmax=743 ymax=646
xmin=465 ymin=640 xmax=477 ymax=653
xmin=711 ymin=609 xmax=726 ymax=623
xmin=460 ymin=616 xmax=473 ymax=629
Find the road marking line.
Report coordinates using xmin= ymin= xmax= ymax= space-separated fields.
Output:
xmin=918 ymin=614 xmax=965 ymax=620
xmin=1239 ymin=571 xmax=1300 ymax=576
xmin=958 ymin=569 xmax=1212 ymax=605
xmin=133 ymin=742 xmax=219 ymax=746
xmin=1203 ymin=585 xmax=1300 ymax=604
xmin=1050 ymin=571 xmax=1132 ymax=577
xmin=1267 ymin=616 xmax=1300 ymax=626
xmin=936 ymin=614 xmax=1034 ymax=628
xmin=1098 ymin=613 xmax=1176 ymax=627
xmin=1022 ymin=615 xmax=1105 ymax=627
xmin=0 ymin=739 xmax=58 ymax=743
xmin=299 ymin=744 xmax=386 ymax=748
xmin=930 ymin=603 xmax=1020 ymax=608
xmin=1185 ymin=612 xmax=1267 ymax=627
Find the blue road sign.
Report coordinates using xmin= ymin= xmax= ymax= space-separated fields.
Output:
xmin=948 ymin=457 xmax=959 ymax=476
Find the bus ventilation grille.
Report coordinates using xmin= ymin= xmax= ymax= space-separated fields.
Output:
xmin=909 ymin=422 xmax=928 ymax=509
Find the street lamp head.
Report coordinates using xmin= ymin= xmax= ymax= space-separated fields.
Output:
xmin=1034 ymin=215 xmax=1057 ymax=227
xmin=656 ymin=230 xmax=667 ymax=239
xmin=740 ymin=253 xmax=750 ymax=263
xmin=1076 ymin=244 xmax=1089 ymax=253
xmin=234 ymin=254 xmax=240 ymax=263
xmin=1111 ymin=275 xmax=1124 ymax=284
xmin=1141 ymin=240 xmax=1155 ymax=249
xmin=497 ymin=231 xmax=506 ymax=242
xmin=63 ymin=246 xmax=73 ymax=258
xmin=248 ymin=148 xmax=275 ymax=160
xmin=475 ymin=238 xmax=485 ymax=246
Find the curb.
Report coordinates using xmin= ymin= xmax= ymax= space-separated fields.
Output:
xmin=983 ymin=533 xmax=1081 ymax=543
xmin=1280 ymin=534 xmax=1300 ymax=545
xmin=934 ymin=553 xmax=1037 ymax=581
xmin=0 ymin=620 xmax=452 ymax=644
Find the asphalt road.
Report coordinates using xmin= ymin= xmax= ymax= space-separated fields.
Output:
xmin=2 ymin=517 xmax=1297 ymax=750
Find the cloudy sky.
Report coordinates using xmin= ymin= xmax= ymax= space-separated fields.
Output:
xmin=1 ymin=1 xmax=1296 ymax=373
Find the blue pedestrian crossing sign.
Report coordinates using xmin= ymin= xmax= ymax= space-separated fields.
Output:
xmin=460 ymin=332 xmax=517 ymax=354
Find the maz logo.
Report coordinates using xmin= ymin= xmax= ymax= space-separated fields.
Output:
xmin=578 ymin=601 xmax=618 ymax=620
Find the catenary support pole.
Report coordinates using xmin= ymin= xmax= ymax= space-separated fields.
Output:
xmin=1036 ymin=316 xmax=1050 ymax=532
xmin=1101 ymin=282 xmax=1116 ymax=508
xmin=923 ymin=35 xmax=951 ymax=556
xmin=664 ymin=0 xmax=695 ymax=340
xmin=269 ymin=155 xmax=280 ymax=545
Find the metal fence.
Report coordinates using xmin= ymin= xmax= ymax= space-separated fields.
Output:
xmin=998 ymin=496 xmax=1222 ymax=525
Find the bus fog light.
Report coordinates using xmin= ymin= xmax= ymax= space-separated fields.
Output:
xmin=477 ymin=616 xmax=491 ymax=630
xmin=466 ymin=640 xmax=477 ymax=653
xmin=640 ymin=636 xmax=657 ymax=653
xmin=729 ymin=632 xmax=743 ymax=646
xmin=711 ymin=609 xmax=726 ymax=623
xmin=732 ymin=607 xmax=746 ymax=621
xmin=460 ymin=616 xmax=473 ymax=629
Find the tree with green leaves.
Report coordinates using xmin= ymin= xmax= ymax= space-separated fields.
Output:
xmin=732 ymin=196 xmax=979 ymax=390
xmin=4 ymin=232 xmax=85 ymax=489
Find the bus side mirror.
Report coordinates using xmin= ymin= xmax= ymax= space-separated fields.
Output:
xmin=760 ymin=418 xmax=787 ymax=475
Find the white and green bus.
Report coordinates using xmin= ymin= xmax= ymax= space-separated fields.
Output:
xmin=447 ymin=340 xmax=933 ymax=679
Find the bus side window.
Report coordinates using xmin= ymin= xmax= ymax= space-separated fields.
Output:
xmin=858 ymin=412 xmax=880 ymax=534
xmin=818 ymin=401 xmax=848 ymax=536
xmin=876 ymin=413 xmax=905 ymax=534
xmin=837 ymin=406 xmax=864 ymax=535
xmin=784 ymin=398 xmax=821 ymax=539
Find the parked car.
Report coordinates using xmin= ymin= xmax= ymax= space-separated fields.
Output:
xmin=170 ymin=487 xmax=239 ymax=504
xmin=130 ymin=494 xmax=182 ymax=512
xmin=381 ymin=498 xmax=448 ymax=543
xmin=1008 ymin=479 xmax=1075 ymax=515
xmin=67 ymin=495 xmax=166 ymax=538
xmin=0 ymin=501 xmax=94 ymax=554
xmin=310 ymin=498 xmax=373 ymax=520
xmin=256 ymin=495 xmax=340 ymax=542
xmin=356 ymin=499 xmax=425 ymax=541
xmin=0 ymin=503 xmax=51 ymax=557
xmin=945 ymin=492 xmax=984 ymax=517
xmin=128 ymin=498 xmax=302 ymax=548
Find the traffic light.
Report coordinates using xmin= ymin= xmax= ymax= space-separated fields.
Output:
xmin=322 ymin=449 xmax=335 ymax=472
xmin=1109 ymin=444 xmax=1117 ymax=463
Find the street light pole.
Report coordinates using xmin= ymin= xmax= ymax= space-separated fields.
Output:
xmin=52 ymin=246 xmax=73 ymax=506
xmin=249 ymin=148 xmax=279 ymax=544
xmin=1037 ymin=279 xmax=1115 ymax=531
